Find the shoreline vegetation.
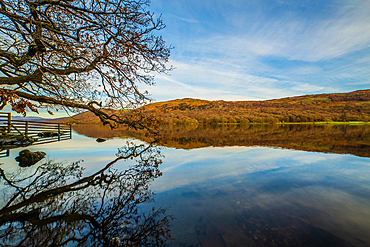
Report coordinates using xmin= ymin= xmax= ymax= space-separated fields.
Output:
xmin=58 ymin=89 xmax=370 ymax=126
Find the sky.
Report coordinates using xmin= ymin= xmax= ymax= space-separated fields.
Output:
xmin=141 ymin=0 xmax=370 ymax=102
xmin=4 ymin=0 xmax=370 ymax=118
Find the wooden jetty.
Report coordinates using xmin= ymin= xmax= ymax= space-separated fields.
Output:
xmin=0 ymin=112 xmax=72 ymax=157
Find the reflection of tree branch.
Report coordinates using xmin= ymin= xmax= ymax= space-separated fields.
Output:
xmin=0 ymin=209 xmax=101 ymax=229
xmin=0 ymin=167 xmax=23 ymax=191
xmin=0 ymin=143 xmax=172 ymax=246
xmin=1 ymin=144 xmax=150 ymax=215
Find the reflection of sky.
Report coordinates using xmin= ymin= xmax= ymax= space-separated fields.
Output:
xmin=0 ymin=132 xmax=138 ymax=175
xmin=151 ymin=146 xmax=349 ymax=192
xmin=151 ymin=147 xmax=370 ymax=246
xmin=2 ymin=133 xmax=369 ymax=191
xmin=2 ymin=130 xmax=370 ymax=245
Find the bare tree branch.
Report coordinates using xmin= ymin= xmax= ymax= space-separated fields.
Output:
xmin=0 ymin=0 xmax=171 ymax=127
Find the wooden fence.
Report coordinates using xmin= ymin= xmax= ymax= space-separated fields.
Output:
xmin=0 ymin=113 xmax=72 ymax=153
xmin=0 ymin=149 xmax=10 ymax=158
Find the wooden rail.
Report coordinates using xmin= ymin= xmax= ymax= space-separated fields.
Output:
xmin=0 ymin=112 xmax=72 ymax=150
xmin=0 ymin=149 xmax=10 ymax=158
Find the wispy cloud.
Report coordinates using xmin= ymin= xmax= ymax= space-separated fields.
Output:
xmin=143 ymin=59 xmax=330 ymax=101
xmin=168 ymin=14 xmax=199 ymax=23
xmin=148 ymin=0 xmax=370 ymax=101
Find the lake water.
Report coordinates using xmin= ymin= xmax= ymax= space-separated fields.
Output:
xmin=0 ymin=124 xmax=370 ymax=246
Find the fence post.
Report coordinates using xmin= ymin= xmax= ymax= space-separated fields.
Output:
xmin=7 ymin=113 xmax=11 ymax=133
xmin=25 ymin=121 xmax=29 ymax=137
xmin=58 ymin=123 xmax=61 ymax=141
xmin=69 ymin=124 xmax=72 ymax=139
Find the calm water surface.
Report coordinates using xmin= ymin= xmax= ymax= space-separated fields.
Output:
xmin=0 ymin=124 xmax=370 ymax=246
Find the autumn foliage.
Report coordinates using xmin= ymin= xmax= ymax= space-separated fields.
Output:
xmin=64 ymin=89 xmax=370 ymax=125
xmin=142 ymin=90 xmax=370 ymax=124
xmin=0 ymin=0 xmax=170 ymax=128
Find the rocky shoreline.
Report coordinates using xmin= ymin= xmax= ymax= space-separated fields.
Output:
xmin=0 ymin=133 xmax=35 ymax=149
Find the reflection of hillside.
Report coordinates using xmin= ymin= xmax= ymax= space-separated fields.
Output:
xmin=73 ymin=124 xmax=370 ymax=157
xmin=161 ymin=124 xmax=370 ymax=157
xmin=73 ymin=123 xmax=133 ymax=139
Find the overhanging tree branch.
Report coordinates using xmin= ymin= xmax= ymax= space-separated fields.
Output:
xmin=0 ymin=0 xmax=172 ymax=127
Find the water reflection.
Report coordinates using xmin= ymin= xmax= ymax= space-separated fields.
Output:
xmin=73 ymin=123 xmax=370 ymax=157
xmin=1 ymin=124 xmax=370 ymax=246
xmin=0 ymin=143 xmax=172 ymax=246
xmin=152 ymin=148 xmax=370 ymax=246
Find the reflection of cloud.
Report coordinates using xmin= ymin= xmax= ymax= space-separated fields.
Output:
xmin=291 ymin=154 xmax=335 ymax=164
xmin=151 ymin=141 xmax=370 ymax=246
xmin=152 ymin=147 xmax=347 ymax=191
xmin=152 ymin=145 xmax=370 ymax=193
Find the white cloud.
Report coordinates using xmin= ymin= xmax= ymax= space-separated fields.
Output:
xmin=239 ymin=1 xmax=370 ymax=62
xmin=168 ymin=14 xmax=199 ymax=23
xmin=148 ymin=0 xmax=370 ymax=101
xmin=143 ymin=60 xmax=295 ymax=101
xmin=173 ymin=0 xmax=370 ymax=62
xmin=143 ymin=58 xmax=335 ymax=101
xmin=189 ymin=6 xmax=370 ymax=63
xmin=348 ymin=80 xmax=370 ymax=86
xmin=290 ymin=82 xmax=325 ymax=92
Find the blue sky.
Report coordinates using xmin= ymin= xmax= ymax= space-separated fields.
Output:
xmin=141 ymin=0 xmax=370 ymax=101
xmin=5 ymin=0 xmax=370 ymax=118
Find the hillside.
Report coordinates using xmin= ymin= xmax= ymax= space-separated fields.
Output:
xmin=61 ymin=89 xmax=370 ymax=124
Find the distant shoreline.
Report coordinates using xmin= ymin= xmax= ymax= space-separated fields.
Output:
xmin=273 ymin=121 xmax=370 ymax=125
xmin=53 ymin=89 xmax=370 ymax=126
xmin=164 ymin=121 xmax=370 ymax=126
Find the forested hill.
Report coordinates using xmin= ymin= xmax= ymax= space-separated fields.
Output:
xmin=63 ymin=89 xmax=370 ymax=124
